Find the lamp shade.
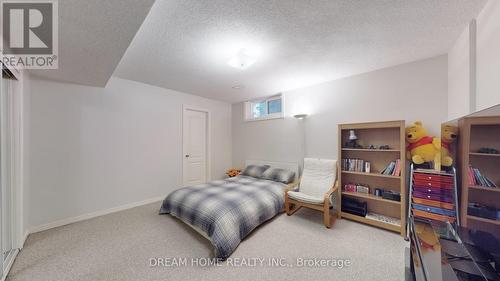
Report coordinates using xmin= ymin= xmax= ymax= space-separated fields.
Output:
xmin=349 ymin=130 xmax=358 ymax=140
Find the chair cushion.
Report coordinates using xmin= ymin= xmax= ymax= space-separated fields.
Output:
xmin=240 ymin=164 xmax=270 ymax=178
xmin=262 ymin=168 xmax=296 ymax=184
xmin=299 ymin=158 xmax=337 ymax=198
xmin=287 ymin=191 xmax=324 ymax=204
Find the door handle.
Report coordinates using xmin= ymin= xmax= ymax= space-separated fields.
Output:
xmin=185 ymin=154 xmax=190 ymax=158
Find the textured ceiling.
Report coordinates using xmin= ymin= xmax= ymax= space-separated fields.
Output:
xmin=114 ymin=0 xmax=487 ymax=103
xmin=29 ymin=0 xmax=156 ymax=86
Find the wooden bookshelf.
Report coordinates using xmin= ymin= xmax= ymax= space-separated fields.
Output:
xmin=458 ymin=116 xmax=500 ymax=238
xmin=338 ymin=120 xmax=406 ymax=236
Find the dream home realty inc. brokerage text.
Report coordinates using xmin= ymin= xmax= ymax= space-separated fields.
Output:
xmin=149 ymin=257 xmax=352 ymax=269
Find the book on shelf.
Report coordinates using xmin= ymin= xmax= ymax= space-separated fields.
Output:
xmin=343 ymin=183 xmax=370 ymax=194
xmin=468 ymin=165 xmax=497 ymax=188
xmin=380 ymin=159 xmax=401 ymax=176
xmin=393 ymin=159 xmax=401 ymax=176
xmin=341 ymin=158 xmax=370 ymax=173
xmin=364 ymin=162 xmax=371 ymax=173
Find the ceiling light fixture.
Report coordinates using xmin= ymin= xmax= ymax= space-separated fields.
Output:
xmin=227 ymin=49 xmax=256 ymax=70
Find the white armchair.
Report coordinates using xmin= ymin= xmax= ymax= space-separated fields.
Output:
xmin=284 ymin=158 xmax=338 ymax=228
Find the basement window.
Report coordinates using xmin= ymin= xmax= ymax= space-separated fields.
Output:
xmin=244 ymin=94 xmax=284 ymax=121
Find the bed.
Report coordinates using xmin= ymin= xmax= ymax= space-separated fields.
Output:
xmin=159 ymin=160 xmax=299 ymax=259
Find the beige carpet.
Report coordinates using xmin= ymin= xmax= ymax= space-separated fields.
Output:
xmin=8 ymin=202 xmax=407 ymax=281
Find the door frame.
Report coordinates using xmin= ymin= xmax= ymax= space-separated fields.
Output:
xmin=0 ymin=67 xmax=24 ymax=281
xmin=182 ymin=105 xmax=211 ymax=186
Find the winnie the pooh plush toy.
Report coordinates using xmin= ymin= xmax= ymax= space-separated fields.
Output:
xmin=441 ymin=124 xmax=458 ymax=167
xmin=226 ymin=168 xmax=241 ymax=177
xmin=406 ymin=121 xmax=440 ymax=165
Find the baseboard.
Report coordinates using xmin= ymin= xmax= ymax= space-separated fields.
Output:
xmin=29 ymin=195 xmax=165 ymax=235
xmin=20 ymin=230 xmax=29 ymax=249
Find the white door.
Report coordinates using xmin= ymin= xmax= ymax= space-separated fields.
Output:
xmin=1 ymin=74 xmax=16 ymax=279
xmin=183 ymin=108 xmax=208 ymax=186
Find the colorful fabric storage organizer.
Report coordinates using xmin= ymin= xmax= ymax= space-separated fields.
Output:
xmin=410 ymin=168 xmax=458 ymax=223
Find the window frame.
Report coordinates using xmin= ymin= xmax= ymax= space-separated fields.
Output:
xmin=244 ymin=94 xmax=284 ymax=122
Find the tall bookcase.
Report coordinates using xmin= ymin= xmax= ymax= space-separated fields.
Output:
xmin=338 ymin=120 xmax=406 ymax=236
xmin=458 ymin=116 xmax=500 ymax=238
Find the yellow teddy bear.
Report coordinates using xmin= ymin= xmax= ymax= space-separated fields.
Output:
xmin=441 ymin=124 xmax=458 ymax=167
xmin=406 ymin=121 xmax=440 ymax=165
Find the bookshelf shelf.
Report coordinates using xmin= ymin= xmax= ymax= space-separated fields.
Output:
xmin=467 ymin=215 xmax=500 ymax=226
xmin=459 ymin=116 xmax=500 ymax=238
xmin=469 ymin=186 xmax=500 ymax=192
xmin=338 ymin=120 xmax=406 ymax=236
xmin=341 ymin=212 xmax=401 ymax=232
xmin=341 ymin=148 xmax=400 ymax=152
xmin=469 ymin=152 xmax=500 ymax=157
xmin=342 ymin=191 xmax=401 ymax=205
xmin=341 ymin=170 xmax=400 ymax=179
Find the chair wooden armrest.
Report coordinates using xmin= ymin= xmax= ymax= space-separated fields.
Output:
xmin=320 ymin=180 xmax=339 ymax=228
xmin=323 ymin=180 xmax=339 ymax=201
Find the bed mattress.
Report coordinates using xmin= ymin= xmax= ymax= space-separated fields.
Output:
xmin=159 ymin=175 xmax=286 ymax=259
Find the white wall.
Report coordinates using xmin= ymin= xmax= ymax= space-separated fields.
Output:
xmin=448 ymin=0 xmax=500 ymax=116
xmin=448 ymin=23 xmax=474 ymax=120
xmin=28 ymin=77 xmax=232 ymax=228
xmin=233 ymin=56 xmax=448 ymax=167
xmin=476 ymin=0 xmax=500 ymax=110
xmin=232 ymin=102 xmax=305 ymax=168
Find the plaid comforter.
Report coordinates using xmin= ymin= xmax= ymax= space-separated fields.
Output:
xmin=159 ymin=176 xmax=286 ymax=259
